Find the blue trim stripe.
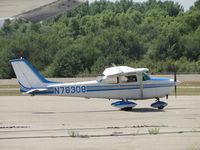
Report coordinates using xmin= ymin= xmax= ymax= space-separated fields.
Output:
xmin=86 ymin=83 xmax=174 ymax=92
xmin=20 ymin=89 xmax=54 ymax=94
xmin=87 ymin=84 xmax=140 ymax=92
xmin=18 ymin=81 xmax=54 ymax=94
xmin=18 ymin=81 xmax=31 ymax=92
xmin=87 ymin=87 xmax=139 ymax=92
xmin=19 ymin=83 xmax=174 ymax=94
xmin=150 ymin=77 xmax=170 ymax=81
xmin=143 ymin=83 xmax=174 ymax=88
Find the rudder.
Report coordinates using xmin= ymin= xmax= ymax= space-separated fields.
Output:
xmin=10 ymin=58 xmax=53 ymax=92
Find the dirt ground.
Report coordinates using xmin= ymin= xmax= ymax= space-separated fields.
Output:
xmin=0 ymin=96 xmax=200 ymax=150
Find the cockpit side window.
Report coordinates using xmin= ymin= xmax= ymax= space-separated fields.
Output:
xmin=127 ymin=75 xmax=137 ymax=82
xmin=142 ymin=72 xmax=151 ymax=81
xmin=121 ymin=75 xmax=137 ymax=83
xmin=103 ymin=76 xmax=118 ymax=84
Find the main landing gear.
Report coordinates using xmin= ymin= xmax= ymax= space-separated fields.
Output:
xmin=111 ymin=99 xmax=137 ymax=111
xmin=111 ymin=98 xmax=168 ymax=110
xmin=150 ymin=98 xmax=168 ymax=110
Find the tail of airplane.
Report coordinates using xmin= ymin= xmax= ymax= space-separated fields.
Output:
xmin=10 ymin=58 xmax=56 ymax=93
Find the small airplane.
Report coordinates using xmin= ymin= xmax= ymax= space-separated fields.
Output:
xmin=10 ymin=58 xmax=181 ymax=110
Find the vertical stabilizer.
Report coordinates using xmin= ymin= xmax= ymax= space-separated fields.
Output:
xmin=10 ymin=58 xmax=54 ymax=92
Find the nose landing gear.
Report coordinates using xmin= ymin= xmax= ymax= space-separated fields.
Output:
xmin=151 ymin=98 xmax=168 ymax=109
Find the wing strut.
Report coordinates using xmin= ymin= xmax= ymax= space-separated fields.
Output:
xmin=138 ymin=72 xmax=143 ymax=98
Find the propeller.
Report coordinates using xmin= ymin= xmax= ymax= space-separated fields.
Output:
xmin=173 ymin=65 xmax=177 ymax=96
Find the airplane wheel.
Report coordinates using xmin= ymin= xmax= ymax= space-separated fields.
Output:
xmin=158 ymin=106 xmax=164 ymax=110
xmin=121 ymin=107 xmax=132 ymax=111
xmin=151 ymin=100 xmax=167 ymax=109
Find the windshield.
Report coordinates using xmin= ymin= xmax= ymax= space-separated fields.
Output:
xmin=142 ymin=72 xmax=151 ymax=81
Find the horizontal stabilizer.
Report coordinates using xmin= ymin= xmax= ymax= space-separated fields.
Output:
xmin=23 ymin=88 xmax=48 ymax=94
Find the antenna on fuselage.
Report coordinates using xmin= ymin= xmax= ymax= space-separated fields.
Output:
xmin=111 ymin=63 xmax=117 ymax=67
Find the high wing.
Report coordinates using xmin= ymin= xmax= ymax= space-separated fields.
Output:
xmin=102 ymin=66 xmax=149 ymax=77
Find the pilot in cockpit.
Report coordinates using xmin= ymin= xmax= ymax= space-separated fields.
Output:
xmin=127 ymin=75 xmax=137 ymax=82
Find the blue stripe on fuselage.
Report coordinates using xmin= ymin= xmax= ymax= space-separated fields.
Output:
xmin=86 ymin=83 xmax=174 ymax=92
xmin=150 ymin=77 xmax=171 ymax=81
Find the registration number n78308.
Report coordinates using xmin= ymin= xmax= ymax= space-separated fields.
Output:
xmin=54 ymin=86 xmax=87 ymax=94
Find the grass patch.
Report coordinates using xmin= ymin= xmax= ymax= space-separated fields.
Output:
xmin=181 ymin=81 xmax=200 ymax=87
xmin=68 ymin=130 xmax=80 ymax=137
xmin=68 ymin=130 xmax=89 ymax=138
xmin=0 ymin=84 xmax=20 ymax=96
xmin=0 ymin=84 xmax=19 ymax=88
xmin=170 ymin=87 xmax=200 ymax=96
xmin=148 ymin=128 xmax=160 ymax=135
xmin=0 ymin=90 xmax=21 ymax=96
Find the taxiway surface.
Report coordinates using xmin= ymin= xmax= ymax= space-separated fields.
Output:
xmin=0 ymin=96 xmax=200 ymax=150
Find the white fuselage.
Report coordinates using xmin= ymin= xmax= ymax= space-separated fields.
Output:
xmin=47 ymin=77 xmax=175 ymax=100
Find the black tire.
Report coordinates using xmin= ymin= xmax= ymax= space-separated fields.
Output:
xmin=158 ymin=106 xmax=164 ymax=109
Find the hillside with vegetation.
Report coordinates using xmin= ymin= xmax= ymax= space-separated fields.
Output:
xmin=0 ymin=0 xmax=200 ymax=78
